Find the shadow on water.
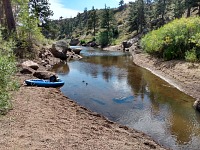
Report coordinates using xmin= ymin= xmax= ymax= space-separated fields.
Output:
xmin=53 ymin=47 xmax=200 ymax=150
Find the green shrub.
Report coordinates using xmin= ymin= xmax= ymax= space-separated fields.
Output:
xmin=185 ymin=48 xmax=198 ymax=62
xmin=97 ymin=31 xmax=110 ymax=47
xmin=141 ymin=17 xmax=200 ymax=61
xmin=80 ymin=40 xmax=86 ymax=45
xmin=0 ymin=29 xmax=17 ymax=115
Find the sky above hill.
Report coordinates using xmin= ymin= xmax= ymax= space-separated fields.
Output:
xmin=49 ymin=0 xmax=134 ymax=19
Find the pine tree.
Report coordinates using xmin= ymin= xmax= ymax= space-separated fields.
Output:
xmin=119 ymin=0 xmax=124 ymax=9
xmin=101 ymin=5 xmax=114 ymax=33
xmin=155 ymin=0 xmax=166 ymax=20
xmin=76 ymin=12 xmax=82 ymax=30
xmin=145 ymin=0 xmax=153 ymax=24
xmin=83 ymin=7 xmax=88 ymax=28
xmin=99 ymin=5 xmax=115 ymax=47
xmin=29 ymin=0 xmax=53 ymax=26
xmin=173 ymin=0 xmax=184 ymax=18
xmin=138 ymin=0 xmax=145 ymax=33
xmin=128 ymin=0 xmax=145 ymax=33
xmin=89 ymin=6 xmax=98 ymax=36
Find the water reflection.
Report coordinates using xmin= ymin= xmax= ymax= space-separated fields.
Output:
xmin=51 ymin=62 xmax=69 ymax=75
xmin=55 ymin=47 xmax=200 ymax=150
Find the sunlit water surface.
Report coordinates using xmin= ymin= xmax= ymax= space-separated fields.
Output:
xmin=52 ymin=46 xmax=200 ymax=150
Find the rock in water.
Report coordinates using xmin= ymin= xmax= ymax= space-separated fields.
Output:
xmin=193 ymin=99 xmax=200 ymax=112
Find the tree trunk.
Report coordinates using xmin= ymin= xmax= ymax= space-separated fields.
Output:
xmin=0 ymin=1 xmax=4 ymax=25
xmin=2 ymin=0 xmax=16 ymax=32
xmin=187 ymin=7 xmax=191 ymax=17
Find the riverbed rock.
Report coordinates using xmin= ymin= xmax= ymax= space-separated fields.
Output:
xmin=49 ymin=40 xmax=70 ymax=60
xmin=67 ymin=52 xmax=83 ymax=61
xmin=71 ymin=48 xmax=82 ymax=55
xmin=55 ymin=40 xmax=69 ymax=49
xmin=193 ymin=99 xmax=200 ymax=112
xmin=20 ymin=66 xmax=35 ymax=74
xmin=21 ymin=60 xmax=39 ymax=70
xmin=50 ymin=44 xmax=68 ymax=60
xmin=70 ymin=38 xmax=80 ymax=46
xmin=39 ymin=48 xmax=53 ymax=59
xmin=33 ymin=71 xmax=56 ymax=79
xmin=122 ymin=41 xmax=132 ymax=50
xmin=87 ymin=41 xmax=98 ymax=47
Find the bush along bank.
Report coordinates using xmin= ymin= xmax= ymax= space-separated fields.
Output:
xmin=141 ymin=17 xmax=200 ymax=62
xmin=0 ymin=32 xmax=18 ymax=115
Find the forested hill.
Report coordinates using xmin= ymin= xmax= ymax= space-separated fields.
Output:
xmin=46 ymin=0 xmax=200 ymax=47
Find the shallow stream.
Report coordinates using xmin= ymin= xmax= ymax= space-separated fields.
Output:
xmin=52 ymin=47 xmax=200 ymax=150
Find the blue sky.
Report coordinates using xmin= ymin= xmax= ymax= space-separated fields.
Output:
xmin=49 ymin=0 xmax=134 ymax=19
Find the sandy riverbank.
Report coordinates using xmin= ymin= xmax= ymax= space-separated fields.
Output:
xmin=0 ymin=71 xmax=166 ymax=150
xmin=131 ymin=52 xmax=200 ymax=100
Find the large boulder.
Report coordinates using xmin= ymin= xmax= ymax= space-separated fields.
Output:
xmin=122 ymin=41 xmax=132 ymax=50
xmin=87 ymin=41 xmax=98 ymax=47
xmin=49 ymin=40 xmax=70 ymax=60
xmin=55 ymin=40 xmax=69 ymax=49
xmin=20 ymin=66 xmax=35 ymax=74
xmin=21 ymin=60 xmax=39 ymax=70
xmin=70 ymin=38 xmax=80 ymax=46
xmin=71 ymin=48 xmax=82 ymax=55
xmin=33 ymin=71 xmax=56 ymax=79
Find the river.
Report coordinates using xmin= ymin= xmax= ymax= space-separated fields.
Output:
xmin=52 ymin=46 xmax=200 ymax=150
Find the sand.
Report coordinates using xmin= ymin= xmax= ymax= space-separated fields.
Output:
xmin=0 ymin=73 xmax=166 ymax=150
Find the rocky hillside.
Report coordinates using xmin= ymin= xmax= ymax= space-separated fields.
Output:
xmin=46 ymin=1 xmax=200 ymax=48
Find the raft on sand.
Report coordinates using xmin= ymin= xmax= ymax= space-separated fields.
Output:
xmin=25 ymin=79 xmax=65 ymax=88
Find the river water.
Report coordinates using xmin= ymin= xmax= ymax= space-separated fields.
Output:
xmin=52 ymin=46 xmax=200 ymax=150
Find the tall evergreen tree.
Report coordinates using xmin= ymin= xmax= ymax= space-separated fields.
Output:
xmin=76 ymin=12 xmax=82 ymax=30
xmin=138 ymin=0 xmax=145 ymax=32
xmin=101 ymin=5 xmax=115 ymax=33
xmin=173 ymin=0 xmax=184 ymax=18
xmin=155 ymin=0 xmax=166 ymax=20
xmin=154 ymin=0 xmax=173 ymax=25
xmin=185 ymin=0 xmax=192 ymax=17
xmin=83 ymin=7 xmax=88 ymax=28
xmin=128 ymin=0 xmax=145 ymax=33
xmin=88 ymin=6 xmax=98 ymax=36
xmin=119 ymin=0 xmax=124 ymax=9
xmin=99 ymin=5 xmax=115 ymax=47
xmin=29 ymin=0 xmax=53 ymax=26
xmin=145 ymin=0 xmax=153 ymax=23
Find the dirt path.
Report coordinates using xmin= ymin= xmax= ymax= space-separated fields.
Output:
xmin=0 ymin=74 xmax=166 ymax=150
xmin=132 ymin=52 xmax=200 ymax=100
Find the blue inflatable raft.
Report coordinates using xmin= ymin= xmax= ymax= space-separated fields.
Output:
xmin=25 ymin=79 xmax=65 ymax=87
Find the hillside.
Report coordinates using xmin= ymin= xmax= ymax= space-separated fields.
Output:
xmin=46 ymin=1 xmax=200 ymax=47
